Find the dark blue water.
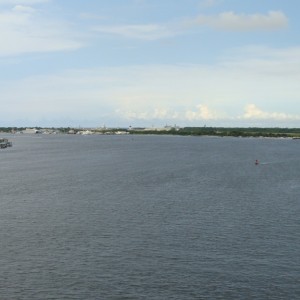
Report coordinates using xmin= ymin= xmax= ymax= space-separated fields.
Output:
xmin=0 ymin=134 xmax=299 ymax=299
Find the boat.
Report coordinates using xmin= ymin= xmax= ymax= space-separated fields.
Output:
xmin=0 ymin=138 xmax=12 ymax=148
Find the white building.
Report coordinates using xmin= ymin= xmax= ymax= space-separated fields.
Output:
xmin=22 ymin=128 xmax=41 ymax=134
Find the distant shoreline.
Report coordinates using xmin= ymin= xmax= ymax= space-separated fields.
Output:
xmin=1 ymin=126 xmax=300 ymax=138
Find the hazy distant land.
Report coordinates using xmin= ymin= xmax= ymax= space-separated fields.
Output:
xmin=1 ymin=126 xmax=300 ymax=138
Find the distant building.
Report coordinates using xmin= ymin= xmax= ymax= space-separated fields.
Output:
xmin=77 ymin=130 xmax=93 ymax=135
xmin=22 ymin=128 xmax=41 ymax=134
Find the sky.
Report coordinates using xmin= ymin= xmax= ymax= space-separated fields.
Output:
xmin=0 ymin=0 xmax=300 ymax=128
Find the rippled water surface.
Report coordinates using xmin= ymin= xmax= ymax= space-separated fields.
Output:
xmin=0 ymin=134 xmax=299 ymax=299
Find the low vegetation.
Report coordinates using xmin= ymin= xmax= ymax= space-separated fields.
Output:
xmin=129 ymin=127 xmax=300 ymax=138
xmin=1 ymin=126 xmax=300 ymax=138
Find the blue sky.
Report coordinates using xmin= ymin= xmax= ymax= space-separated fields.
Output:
xmin=0 ymin=0 xmax=300 ymax=127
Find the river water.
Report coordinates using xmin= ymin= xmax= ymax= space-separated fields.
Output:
xmin=0 ymin=134 xmax=299 ymax=299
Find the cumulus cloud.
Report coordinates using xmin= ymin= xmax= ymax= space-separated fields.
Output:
xmin=185 ymin=104 xmax=220 ymax=120
xmin=118 ymin=102 xmax=300 ymax=125
xmin=189 ymin=10 xmax=288 ymax=31
xmin=1 ymin=45 xmax=300 ymax=126
xmin=116 ymin=104 xmax=222 ymax=122
xmin=116 ymin=108 xmax=175 ymax=121
xmin=241 ymin=104 xmax=300 ymax=121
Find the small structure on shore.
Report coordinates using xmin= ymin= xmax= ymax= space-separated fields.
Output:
xmin=22 ymin=128 xmax=41 ymax=134
xmin=0 ymin=138 xmax=12 ymax=148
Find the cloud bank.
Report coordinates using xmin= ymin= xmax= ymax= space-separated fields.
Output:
xmin=1 ymin=45 xmax=300 ymax=126
xmin=92 ymin=10 xmax=288 ymax=42
xmin=241 ymin=104 xmax=300 ymax=121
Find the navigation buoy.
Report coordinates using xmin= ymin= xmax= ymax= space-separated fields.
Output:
xmin=255 ymin=160 xmax=259 ymax=165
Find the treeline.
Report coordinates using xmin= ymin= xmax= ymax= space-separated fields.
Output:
xmin=130 ymin=127 xmax=300 ymax=138
xmin=0 ymin=127 xmax=67 ymax=133
xmin=1 ymin=126 xmax=300 ymax=138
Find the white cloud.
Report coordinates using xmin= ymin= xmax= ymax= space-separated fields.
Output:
xmin=190 ymin=10 xmax=288 ymax=31
xmin=117 ymin=104 xmax=222 ymax=122
xmin=1 ymin=46 xmax=300 ymax=126
xmin=117 ymin=104 xmax=221 ymax=122
xmin=241 ymin=104 xmax=300 ymax=121
xmin=93 ymin=24 xmax=178 ymax=40
xmin=185 ymin=104 xmax=220 ymax=120
xmin=12 ymin=4 xmax=35 ymax=13
xmin=0 ymin=4 xmax=83 ymax=56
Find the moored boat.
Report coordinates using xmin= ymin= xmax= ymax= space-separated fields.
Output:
xmin=0 ymin=138 xmax=12 ymax=148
